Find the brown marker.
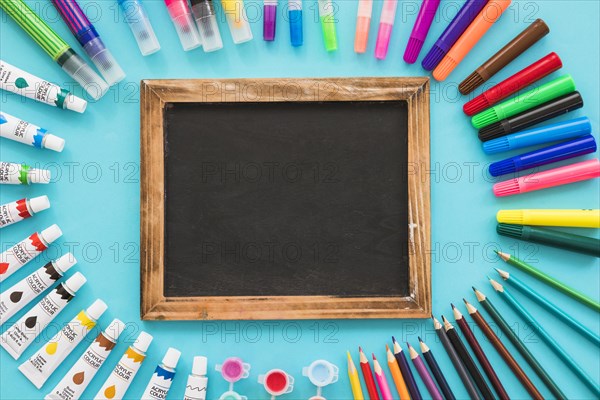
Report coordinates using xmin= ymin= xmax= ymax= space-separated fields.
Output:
xmin=459 ymin=19 xmax=550 ymax=95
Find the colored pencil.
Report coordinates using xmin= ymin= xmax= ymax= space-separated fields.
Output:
xmin=392 ymin=337 xmax=423 ymax=400
xmin=464 ymin=299 xmax=543 ymax=400
xmin=348 ymin=351 xmax=365 ymax=400
xmin=452 ymin=304 xmax=509 ymax=399
xmin=433 ymin=317 xmax=481 ymax=400
xmin=359 ymin=347 xmax=380 ymax=400
xmin=473 ymin=287 xmax=567 ymax=400
xmin=441 ymin=315 xmax=495 ymax=400
xmin=497 ymin=269 xmax=600 ymax=346
xmin=496 ymin=251 xmax=600 ymax=312
xmin=418 ymin=337 xmax=456 ymax=400
xmin=372 ymin=354 xmax=393 ymax=400
xmin=385 ymin=345 xmax=410 ymax=400
xmin=489 ymin=278 xmax=600 ymax=397
xmin=407 ymin=343 xmax=443 ymax=400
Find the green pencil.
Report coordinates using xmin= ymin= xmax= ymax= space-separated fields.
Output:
xmin=473 ymin=287 xmax=567 ymax=400
xmin=489 ymin=278 xmax=600 ymax=397
xmin=496 ymin=268 xmax=600 ymax=346
xmin=496 ymin=251 xmax=600 ymax=312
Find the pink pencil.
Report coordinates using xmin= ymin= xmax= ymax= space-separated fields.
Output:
xmin=372 ymin=354 xmax=393 ymax=400
xmin=407 ymin=343 xmax=443 ymax=400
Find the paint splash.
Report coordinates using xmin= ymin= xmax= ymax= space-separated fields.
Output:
xmin=15 ymin=78 xmax=29 ymax=89
xmin=72 ymin=371 xmax=85 ymax=385
xmin=0 ymin=263 xmax=9 ymax=275
xmin=25 ymin=316 xmax=37 ymax=328
xmin=9 ymin=291 xmax=23 ymax=303
xmin=46 ymin=342 xmax=58 ymax=355
xmin=103 ymin=385 xmax=116 ymax=399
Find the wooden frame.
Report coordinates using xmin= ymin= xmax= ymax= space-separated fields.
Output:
xmin=140 ymin=77 xmax=431 ymax=320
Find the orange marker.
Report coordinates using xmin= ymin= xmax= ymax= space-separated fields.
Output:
xmin=433 ymin=0 xmax=512 ymax=81
xmin=386 ymin=345 xmax=410 ymax=400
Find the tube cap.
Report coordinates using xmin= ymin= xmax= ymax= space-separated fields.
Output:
xmin=28 ymin=169 xmax=51 ymax=184
xmin=54 ymin=252 xmax=77 ymax=274
xmin=43 ymin=134 xmax=65 ymax=152
xmin=134 ymin=331 xmax=153 ymax=353
xmin=193 ymin=356 xmax=208 ymax=375
xmin=86 ymin=299 xmax=108 ymax=320
xmin=64 ymin=94 xmax=87 ymax=113
xmin=41 ymin=224 xmax=63 ymax=244
xmin=162 ymin=347 xmax=182 ymax=369
xmin=29 ymin=195 xmax=50 ymax=213
xmin=84 ymin=38 xmax=126 ymax=86
xmin=104 ymin=318 xmax=126 ymax=342
xmin=64 ymin=271 xmax=87 ymax=293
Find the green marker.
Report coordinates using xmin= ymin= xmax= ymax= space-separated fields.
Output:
xmin=317 ymin=0 xmax=338 ymax=51
xmin=0 ymin=0 xmax=108 ymax=100
xmin=472 ymin=75 xmax=576 ymax=129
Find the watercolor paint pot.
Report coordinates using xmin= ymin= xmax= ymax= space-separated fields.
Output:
xmin=216 ymin=357 xmax=251 ymax=383
xmin=302 ymin=360 xmax=339 ymax=387
xmin=218 ymin=390 xmax=247 ymax=400
xmin=309 ymin=396 xmax=326 ymax=400
xmin=258 ymin=369 xmax=294 ymax=396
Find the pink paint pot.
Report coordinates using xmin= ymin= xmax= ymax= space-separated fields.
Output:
xmin=215 ymin=357 xmax=251 ymax=383
xmin=258 ymin=369 xmax=294 ymax=396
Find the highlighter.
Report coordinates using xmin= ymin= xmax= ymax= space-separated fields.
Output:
xmin=318 ymin=0 xmax=338 ymax=51
xmin=464 ymin=52 xmax=563 ymax=116
xmin=479 ymin=91 xmax=584 ymax=142
xmin=375 ymin=0 xmax=398 ymax=59
xmin=497 ymin=209 xmax=600 ymax=228
xmin=354 ymin=0 xmax=373 ymax=53
xmin=164 ymin=0 xmax=202 ymax=50
xmin=433 ymin=0 xmax=511 ymax=81
xmin=459 ymin=19 xmax=549 ymax=94
xmin=472 ymin=75 xmax=575 ymax=129
xmin=489 ymin=135 xmax=596 ymax=176
xmin=483 ymin=117 xmax=592 ymax=154
xmin=221 ymin=0 xmax=253 ymax=43
xmin=493 ymin=158 xmax=600 ymax=197
xmin=404 ymin=0 xmax=440 ymax=63
xmin=422 ymin=0 xmax=487 ymax=70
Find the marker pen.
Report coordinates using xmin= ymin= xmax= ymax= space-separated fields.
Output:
xmin=164 ymin=0 xmax=202 ymax=51
xmin=141 ymin=347 xmax=181 ymax=399
xmin=318 ymin=0 xmax=338 ymax=51
xmin=19 ymin=299 xmax=108 ymax=389
xmin=0 ymin=272 xmax=86 ymax=360
xmin=0 ymin=61 xmax=86 ymax=112
xmin=0 ymin=253 xmax=76 ymax=326
xmin=184 ymin=356 xmax=208 ymax=400
xmin=288 ymin=0 xmax=303 ymax=47
xmin=117 ymin=0 xmax=161 ymax=55
xmin=221 ymin=0 xmax=253 ymax=44
xmin=46 ymin=319 xmax=126 ymax=400
xmin=0 ymin=162 xmax=51 ymax=185
xmin=403 ymin=0 xmax=440 ymax=63
xmin=374 ymin=0 xmax=397 ymax=60
xmin=0 ymin=0 xmax=109 ymax=100
xmin=94 ymin=331 xmax=154 ymax=399
xmin=0 ymin=224 xmax=62 ymax=282
xmin=1 ymin=112 xmax=65 ymax=152
xmin=354 ymin=0 xmax=372 ymax=53
xmin=497 ymin=209 xmax=600 ymax=228
xmin=190 ymin=0 xmax=224 ymax=52
xmin=0 ymin=196 xmax=50 ymax=229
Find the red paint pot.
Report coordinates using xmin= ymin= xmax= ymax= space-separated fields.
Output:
xmin=258 ymin=369 xmax=294 ymax=396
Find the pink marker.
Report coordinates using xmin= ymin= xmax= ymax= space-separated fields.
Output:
xmin=494 ymin=159 xmax=600 ymax=197
xmin=374 ymin=0 xmax=397 ymax=59
xmin=372 ymin=354 xmax=393 ymax=400
xmin=404 ymin=0 xmax=441 ymax=63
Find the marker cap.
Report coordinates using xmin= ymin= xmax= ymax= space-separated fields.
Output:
xmin=64 ymin=272 xmax=87 ymax=293
xmin=192 ymin=356 xmax=208 ymax=375
xmin=289 ymin=10 xmax=303 ymax=47
xmin=104 ymin=318 xmax=126 ymax=342
xmin=84 ymin=38 xmax=126 ymax=86
xmin=163 ymin=347 xmax=182 ymax=369
xmin=320 ymin=18 xmax=338 ymax=51
xmin=134 ymin=331 xmax=154 ymax=353
xmin=41 ymin=224 xmax=63 ymax=244
xmin=191 ymin=1 xmax=223 ymax=52
xmin=29 ymin=195 xmax=50 ymax=213
xmin=28 ymin=169 xmax=51 ymax=184
xmin=167 ymin=3 xmax=202 ymax=51
xmin=86 ymin=299 xmax=108 ymax=320
xmin=263 ymin=4 xmax=277 ymax=41
xmin=354 ymin=16 xmax=370 ymax=53
xmin=120 ymin=0 xmax=161 ymax=55
xmin=64 ymin=94 xmax=87 ymax=113
xmin=375 ymin=23 xmax=393 ymax=60
xmin=61 ymin=53 xmax=109 ymax=100
xmin=43 ymin=134 xmax=65 ymax=152
xmin=53 ymin=252 xmax=77 ymax=274
xmin=223 ymin=2 xmax=253 ymax=44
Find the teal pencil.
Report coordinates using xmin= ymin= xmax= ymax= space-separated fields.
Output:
xmin=496 ymin=269 xmax=600 ymax=347
xmin=489 ymin=278 xmax=600 ymax=397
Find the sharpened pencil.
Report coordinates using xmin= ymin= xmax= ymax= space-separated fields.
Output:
xmin=392 ymin=336 xmax=423 ymax=400
xmin=408 ymin=343 xmax=443 ymax=400
xmin=348 ymin=351 xmax=365 ymax=400
xmin=419 ymin=337 xmax=456 ymax=400
xmin=386 ymin=345 xmax=410 ymax=400
xmin=359 ymin=347 xmax=380 ymax=400
xmin=373 ymin=354 xmax=393 ymax=400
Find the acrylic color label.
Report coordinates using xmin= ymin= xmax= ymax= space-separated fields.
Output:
xmin=0 ymin=198 xmax=32 ymax=228
xmin=0 ymin=232 xmax=47 ymax=282
xmin=141 ymin=366 xmax=176 ymax=400
xmin=0 ymin=162 xmax=30 ymax=185
xmin=95 ymin=347 xmax=146 ymax=399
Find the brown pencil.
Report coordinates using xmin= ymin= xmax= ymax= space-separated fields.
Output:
xmin=463 ymin=299 xmax=544 ymax=400
xmin=452 ymin=304 xmax=509 ymax=400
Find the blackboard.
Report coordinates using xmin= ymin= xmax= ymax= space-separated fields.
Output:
xmin=140 ymin=78 xmax=431 ymax=320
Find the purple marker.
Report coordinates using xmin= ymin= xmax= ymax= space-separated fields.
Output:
xmin=403 ymin=0 xmax=441 ymax=64
xmin=264 ymin=0 xmax=277 ymax=40
xmin=422 ymin=0 xmax=488 ymax=70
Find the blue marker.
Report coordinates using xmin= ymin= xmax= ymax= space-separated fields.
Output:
xmin=289 ymin=0 xmax=303 ymax=46
xmin=483 ymin=117 xmax=592 ymax=155
xmin=489 ymin=135 xmax=597 ymax=177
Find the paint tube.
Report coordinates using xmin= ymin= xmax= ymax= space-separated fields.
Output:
xmin=0 ymin=272 xmax=86 ymax=360
xmin=1 ymin=112 xmax=65 ymax=151
xmin=141 ymin=347 xmax=181 ymax=399
xmin=0 ymin=161 xmax=51 ymax=185
xmin=94 ymin=331 xmax=153 ymax=400
xmin=45 ymin=319 xmax=125 ymax=400
xmin=0 ymin=196 xmax=50 ymax=229
xmin=0 ymin=60 xmax=87 ymax=113
xmin=19 ymin=299 xmax=107 ymax=389
xmin=184 ymin=356 xmax=208 ymax=400
xmin=0 ymin=224 xmax=62 ymax=282
xmin=0 ymin=253 xmax=76 ymax=326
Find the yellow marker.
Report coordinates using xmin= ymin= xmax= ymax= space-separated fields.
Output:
xmin=386 ymin=345 xmax=411 ymax=400
xmin=221 ymin=0 xmax=253 ymax=43
xmin=347 ymin=351 xmax=364 ymax=400
xmin=497 ymin=209 xmax=600 ymax=228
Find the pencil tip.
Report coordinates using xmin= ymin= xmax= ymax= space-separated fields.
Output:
xmin=493 ymin=249 xmax=499 ymax=254
xmin=358 ymin=346 xmax=362 ymax=352
xmin=462 ymin=298 xmax=468 ymax=303
xmin=372 ymin=353 xmax=376 ymax=360
xmin=385 ymin=344 xmax=390 ymax=351
xmin=441 ymin=315 xmax=447 ymax=322
xmin=392 ymin=336 xmax=397 ymax=343
xmin=418 ymin=336 xmax=422 ymax=342
xmin=472 ymin=286 xmax=477 ymax=291
xmin=451 ymin=303 xmax=456 ymax=309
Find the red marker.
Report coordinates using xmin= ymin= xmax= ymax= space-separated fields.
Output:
xmin=359 ymin=347 xmax=380 ymax=400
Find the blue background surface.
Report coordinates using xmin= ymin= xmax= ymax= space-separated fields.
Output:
xmin=1 ymin=0 xmax=599 ymax=399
